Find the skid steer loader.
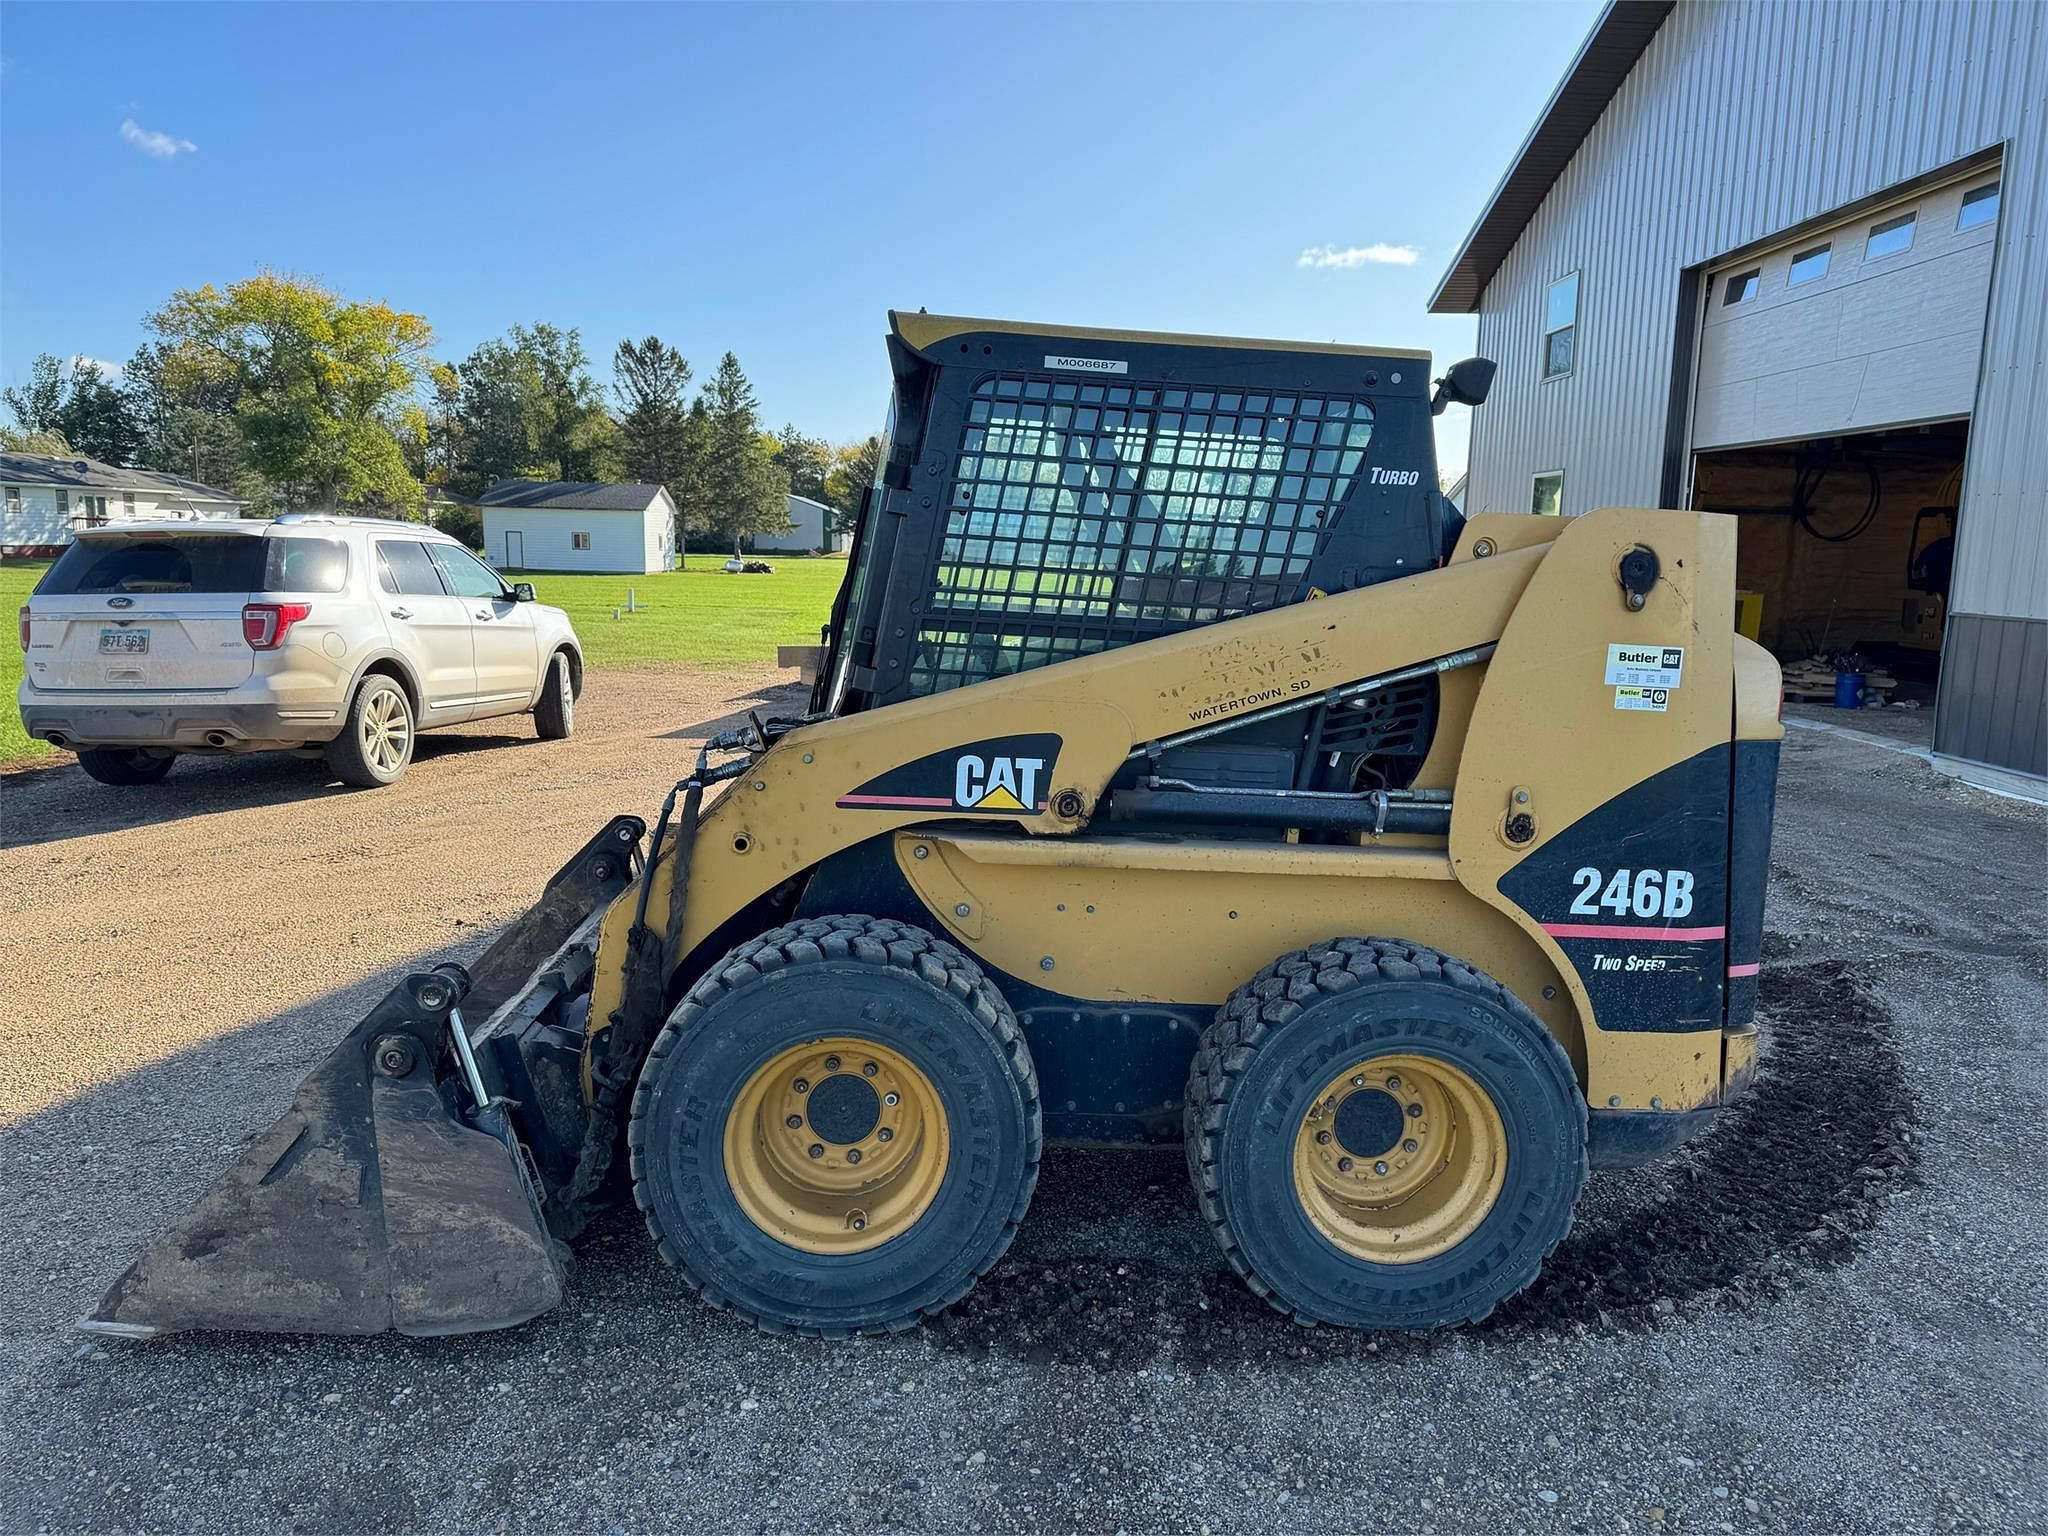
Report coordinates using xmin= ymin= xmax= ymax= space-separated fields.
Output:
xmin=84 ymin=313 xmax=1782 ymax=1340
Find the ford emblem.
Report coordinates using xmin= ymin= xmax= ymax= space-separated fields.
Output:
xmin=107 ymin=596 xmax=135 ymax=609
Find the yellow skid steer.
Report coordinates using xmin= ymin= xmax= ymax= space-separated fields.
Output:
xmin=84 ymin=313 xmax=1781 ymax=1339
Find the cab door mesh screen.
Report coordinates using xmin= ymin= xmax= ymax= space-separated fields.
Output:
xmin=907 ymin=373 xmax=1374 ymax=696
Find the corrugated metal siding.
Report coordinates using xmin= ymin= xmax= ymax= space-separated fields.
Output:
xmin=1467 ymin=0 xmax=2046 ymax=628
xmin=1934 ymin=615 xmax=2047 ymax=776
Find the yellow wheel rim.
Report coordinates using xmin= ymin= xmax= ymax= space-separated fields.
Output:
xmin=1291 ymin=1053 xmax=1508 ymax=1265
xmin=723 ymin=1037 xmax=949 ymax=1255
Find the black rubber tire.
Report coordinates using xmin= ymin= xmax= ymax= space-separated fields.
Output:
xmin=324 ymin=674 xmax=414 ymax=788
xmin=534 ymin=651 xmax=574 ymax=740
xmin=628 ymin=914 xmax=1041 ymax=1337
xmin=1184 ymin=937 xmax=1586 ymax=1330
xmin=75 ymin=747 xmax=176 ymax=786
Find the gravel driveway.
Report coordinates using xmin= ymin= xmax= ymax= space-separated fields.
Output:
xmin=2 ymin=673 xmax=2042 ymax=1534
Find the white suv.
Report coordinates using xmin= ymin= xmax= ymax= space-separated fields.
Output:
xmin=17 ymin=516 xmax=583 ymax=788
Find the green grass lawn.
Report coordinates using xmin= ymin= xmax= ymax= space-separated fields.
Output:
xmin=1 ymin=561 xmax=52 ymax=766
xmin=0 ymin=556 xmax=846 ymax=767
xmin=509 ymin=558 xmax=845 ymax=668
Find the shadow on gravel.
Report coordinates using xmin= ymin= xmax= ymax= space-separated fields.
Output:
xmin=659 ymin=684 xmax=810 ymax=744
xmin=0 ymin=729 xmax=532 ymax=851
xmin=930 ymin=953 xmax=1918 ymax=1372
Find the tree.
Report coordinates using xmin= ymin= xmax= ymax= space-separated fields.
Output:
xmin=0 ymin=425 xmax=71 ymax=454
xmin=613 ymin=337 xmax=694 ymax=503
xmin=453 ymin=323 xmax=618 ymax=494
xmin=771 ymin=423 xmax=832 ymax=503
xmin=824 ymin=434 xmax=884 ymax=534
xmin=3 ymin=354 xmax=65 ymax=434
xmin=52 ymin=361 xmax=141 ymax=465
xmin=687 ymin=353 xmax=791 ymax=556
xmin=4 ymin=354 xmax=141 ymax=464
xmin=145 ymin=272 xmax=433 ymax=512
xmin=124 ymin=342 xmax=263 ymax=504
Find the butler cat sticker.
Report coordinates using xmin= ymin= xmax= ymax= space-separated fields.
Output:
xmin=837 ymin=734 xmax=1061 ymax=815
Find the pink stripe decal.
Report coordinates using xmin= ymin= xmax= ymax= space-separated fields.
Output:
xmin=1727 ymin=961 xmax=1761 ymax=978
xmin=836 ymin=794 xmax=957 ymax=808
xmin=1540 ymin=922 xmax=1728 ymax=942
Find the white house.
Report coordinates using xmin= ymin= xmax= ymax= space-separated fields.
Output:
xmin=750 ymin=494 xmax=848 ymax=555
xmin=478 ymin=480 xmax=678 ymax=574
xmin=0 ymin=453 xmax=243 ymax=556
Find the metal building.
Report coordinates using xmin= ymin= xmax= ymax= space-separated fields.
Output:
xmin=1433 ymin=0 xmax=2046 ymax=791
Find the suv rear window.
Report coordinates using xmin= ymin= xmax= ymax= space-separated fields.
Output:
xmin=36 ymin=533 xmax=350 ymax=595
xmin=37 ymin=535 xmax=267 ymax=595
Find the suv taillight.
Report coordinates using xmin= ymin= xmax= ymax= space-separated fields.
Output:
xmin=242 ymin=602 xmax=312 ymax=651
xmin=16 ymin=605 xmax=27 ymax=652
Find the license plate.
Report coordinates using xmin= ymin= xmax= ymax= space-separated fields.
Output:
xmin=99 ymin=627 xmax=150 ymax=655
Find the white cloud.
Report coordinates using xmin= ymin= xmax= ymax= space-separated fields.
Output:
xmin=1297 ymin=242 xmax=1421 ymax=270
xmin=120 ymin=118 xmax=197 ymax=159
xmin=68 ymin=356 xmax=124 ymax=380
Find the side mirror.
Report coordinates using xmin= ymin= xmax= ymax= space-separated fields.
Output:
xmin=512 ymin=582 xmax=536 ymax=602
xmin=1430 ymin=356 xmax=1497 ymax=417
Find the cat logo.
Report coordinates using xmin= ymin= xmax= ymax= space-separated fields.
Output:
xmin=836 ymin=732 xmax=1062 ymax=815
xmin=955 ymin=753 xmax=1044 ymax=812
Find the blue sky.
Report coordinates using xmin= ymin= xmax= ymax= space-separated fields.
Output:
xmin=0 ymin=0 xmax=1598 ymax=479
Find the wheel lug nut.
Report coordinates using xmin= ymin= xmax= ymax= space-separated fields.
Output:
xmin=846 ymin=1148 xmax=862 ymax=1165
xmin=1407 ymin=1102 xmax=1422 ymax=1118
xmin=824 ymin=1055 xmax=841 ymax=1071
xmin=793 ymin=1078 xmax=810 ymax=1094
xmin=1373 ymin=1160 xmax=1390 ymax=1176
xmin=786 ymin=1114 xmax=803 ymax=1129
xmin=1315 ymin=1129 xmax=1332 ymax=1145
xmin=851 ymin=1216 xmax=866 ymax=1231
xmin=1403 ymin=1138 xmax=1419 ymax=1153
xmin=877 ymin=1128 xmax=893 ymax=1142
xmin=1385 ymin=1074 xmax=1401 ymax=1090
xmin=884 ymin=1092 xmax=900 ymax=1107
xmin=1337 ymin=1157 xmax=1354 ymax=1172
xmin=863 ymin=1061 xmax=879 ymax=1078
xmin=808 ymin=1143 xmax=824 ymax=1159
xmin=1351 ymin=1075 xmax=1365 ymax=1088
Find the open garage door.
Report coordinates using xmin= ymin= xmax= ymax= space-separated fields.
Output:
xmin=1693 ymin=171 xmax=2001 ymax=453
xmin=1694 ymin=422 xmax=1966 ymax=709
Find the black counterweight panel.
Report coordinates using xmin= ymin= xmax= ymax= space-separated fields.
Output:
xmin=1496 ymin=747 xmax=1732 ymax=1033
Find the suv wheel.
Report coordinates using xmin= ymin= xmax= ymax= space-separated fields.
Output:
xmin=77 ymin=748 xmax=177 ymax=787
xmin=534 ymin=652 xmax=574 ymax=740
xmin=327 ymin=675 xmax=416 ymax=787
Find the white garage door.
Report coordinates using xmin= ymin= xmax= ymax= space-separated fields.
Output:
xmin=1692 ymin=170 xmax=2001 ymax=452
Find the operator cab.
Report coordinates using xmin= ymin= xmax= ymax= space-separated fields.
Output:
xmin=816 ymin=312 xmax=1490 ymax=725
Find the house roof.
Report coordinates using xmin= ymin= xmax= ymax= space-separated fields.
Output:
xmin=0 ymin=451 xmax=244 ymax=505
xmin=479 ymin=479 xmax=669 ymax=512
xmin=788 ymin=493 xmax=834 ymax=514
xmin=1428 ymin=0 xmax=1675 ymax=314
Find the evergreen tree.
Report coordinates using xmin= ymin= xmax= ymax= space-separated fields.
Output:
xmin=772 ymin=423 xmax=832 ymax=503
xmin=688 ymin=353 xmax=791 ymax=556
xmin=613 ymin=337 xmax=694 ymax=504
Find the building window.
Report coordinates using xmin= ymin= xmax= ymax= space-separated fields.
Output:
xmin=1787 ymin=244 xmax=1831 ymax=286
xmin=86 ymin=495 xmax=108 ymax=526
xmin=571 ymin=531 xmax=592 ymax=551
xmin=1722 ymin=269 xmax=1761 ymax=306
xmin=1531 ymin=470 xmax=1564 ymax=517
xmin=3 ymin=486 xmax=20 ymax=516
xmin=1542 ymin=272 xmax=1578 ymax=379
xmin=1865 ymin=211 xmax=1915 ymax=260
xmin=56 ymin=489 xmax=70 ymax=517
xmin=1958 ymin=181 xmax=2000 ymax=231
xmin=122 ymin=490 xmax=136 ymax=515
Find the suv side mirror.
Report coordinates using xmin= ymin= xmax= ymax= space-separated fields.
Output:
xmin=512 ymin=582 xmax=536 ymax=602
xmin=1430 ymin=356 xmax=1497 ymax=417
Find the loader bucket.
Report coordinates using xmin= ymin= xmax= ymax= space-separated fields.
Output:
xmin=81 ymin=816 xmax=645 ymax=1339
